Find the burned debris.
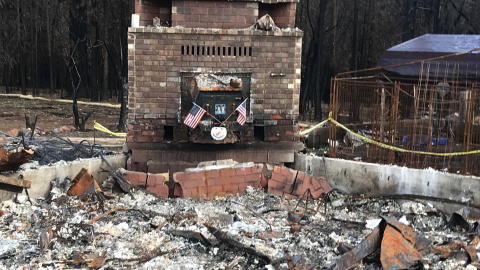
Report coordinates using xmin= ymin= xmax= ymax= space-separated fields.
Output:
xmin=0 ymin=130 xmax=114 ymax=169
xmin=1 ymin=160 xmax=480 ymax=269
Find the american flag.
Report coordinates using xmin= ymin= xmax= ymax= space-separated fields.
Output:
xmin=184 ymin=103 xmax=206 ymax=129
xmin=236 ymin=99 xmax=247 ymax=126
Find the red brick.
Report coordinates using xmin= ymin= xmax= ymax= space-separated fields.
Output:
xmin=124 ymin=172 xmax=139 ymax=186
xmin=310 ymin=188 xmax=325 ymax=199
xmin=173 ymin=172 xmax=187 ymax=182
xmin=206 ymin=178 xmax=216 ymax=187
xmin=268 ymin=180 xmax=282 ymax=190
xmin=251 ymin=164 xmax=263 ymax=174
xmin=216 ymin=192 xmax=228 ymax=198
xmin=181 ymin=188 xmax=193 ymax=196
xmin=181 ymin=179 xmax=200 ymax=189
xmin=271 ymin=172 xmax=285 ymax=182
xmin=220 ymin=168 xmax=235 ymax=177
xmin=205 ymin=170 xmax=220 ymax=178
xmin=238 ymin=182 xmax=249 ymax=191
xmin=283 ymin=193 xmax=298 ymax=199
xmin=215 ymin=177 xmax=231 ymax=186
xmin=311 ymin=176 xmax=321 ymax=191
xmin=296 ymin=171 xmax=305 ymax=181
xmin=268 ymin=186 xmax=283 ymax=195
xmin=231 ymin=175 xmax=245 ymax=184
xmin=173 ymin=183 xmax=182 ymax=197
xmin=292 ymin=179 xmax=307 ymax=197
xmin=247 ymin=181 xmax=261 ymax=189
xmin=286 ymin=170 xmax=297 ymax=184
xmin=319 ymin=177 xmax=332 ymax=193
xmin=188 ymin=172 xmax=205 ymax=181
xmin=195 ymin=186 xmax=208 ymax=196
xmin=224 ymin=184 xmax=238 ymax=192
xmin=280 ymin=167 xmax=290 ymax=176
xmin=207 ymin=186 xmax=223 ymax=194
xmin=235 ymin=168 xmax=249 ymax=175
xmin=245 ymin=174 xmax=260 ymax=182
xmin=273 ymin=166 xmax=282 ymax=173
xmin=153 ymin=185 xmax=169 ymax=198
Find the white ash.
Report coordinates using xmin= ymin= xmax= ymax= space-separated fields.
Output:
xmin=0 ymin=187 xmax=477 ymax=269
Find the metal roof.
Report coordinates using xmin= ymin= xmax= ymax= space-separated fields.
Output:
xmin=377 ymin=34 xmax=480 ymax=78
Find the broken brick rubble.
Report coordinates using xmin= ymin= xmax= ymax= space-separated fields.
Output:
xmin=120 ymin=170 xmax=169 ymax=198
xmin=268 ymin=166 xmax=331 ymax=199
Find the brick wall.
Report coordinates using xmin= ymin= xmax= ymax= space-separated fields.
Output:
xmin=127 ymin=28 xmax=302 ymax=143
xmin=135 ymin=0 xmax=298 ymax=28
xmin=173 ymin=163 xmax=264 ymax=199
xmin=122 ymin=170 xmax=169 ymax=198
xmin=121 ymin=161 xmax=332 ymax=201
xmin=172 ymin=0 xmax=259 ymax=29
xmin=135 ymin=0 xmax=171 ymax=26
xmin=258 ymin=3 xmax=296 ymax=28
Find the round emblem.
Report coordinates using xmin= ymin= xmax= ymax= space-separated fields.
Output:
xmin=211 ymin=127 xmax=227 ymax=140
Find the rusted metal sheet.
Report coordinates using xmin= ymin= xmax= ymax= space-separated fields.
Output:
xmin=67 ymin=168 xmax=102 ymax=196
xmin=432 ymin=240 xmax=464 ymax=259
xmin=0 ymin=175 xmax=31 ymax=193
xmin=0 ymin=175 xmax=31 ymax=189
xmin=466 ymin=236 xmax=480 ymax=262
xmin=380 ymin=225 xmax=422 ymax=269
xmin=0 ymin=148 xmax=34 ymax=172
xmin=381 ymin=215 xmax=431 ymax=251
xmin=336 ymin=223 xmax=384 ymax=270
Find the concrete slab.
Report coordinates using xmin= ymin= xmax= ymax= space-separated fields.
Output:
xmin=1 ymin=155 xmax=127 ymax=200
xmin=293 ymin=153 xmax=480 ymax=212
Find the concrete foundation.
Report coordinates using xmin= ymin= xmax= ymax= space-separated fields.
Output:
xmin=292 ymin=153 xmax=480 ymax=212
xmin=1 ymin=155 xmax=127 ymax=200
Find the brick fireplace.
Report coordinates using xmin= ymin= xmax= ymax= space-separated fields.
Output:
xmin=127 ymin=0 xmax=303 ymax=175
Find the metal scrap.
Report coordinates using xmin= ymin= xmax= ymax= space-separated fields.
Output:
xmin=67 ymin=168 xmax=102 ymax=196
xmin=380 ymin=225 xmax=423 ymax=269
xmin=0 ymin=175 xmax=31 ymax=193
xmin=336 ymin=221 xmax=384 ymax=270
xmin=381 ymin=215 xmax=431 ymax=251
xmin=0 ymin=148 xmax=33 ymax=171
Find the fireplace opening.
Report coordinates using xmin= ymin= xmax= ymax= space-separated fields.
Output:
xmin=254 ymin=126 xmax=265 ymax=141
xmin=164 ymin=126 xmax=174 ymax=141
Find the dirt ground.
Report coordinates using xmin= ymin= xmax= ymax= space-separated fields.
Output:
xmin=0 ymin=96 xmax=124 ymax=146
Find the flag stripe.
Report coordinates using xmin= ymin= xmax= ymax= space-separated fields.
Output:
xmin=184 ymin=103 xmax=206 ymax=129
xmin=236 ymin=99 xmax=247 ymax=126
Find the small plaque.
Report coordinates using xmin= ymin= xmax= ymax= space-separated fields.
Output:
xmin=214 ymin=104 xmax=226 ymax=115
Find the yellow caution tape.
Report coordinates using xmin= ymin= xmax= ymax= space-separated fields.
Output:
xmin=94 ymin=120 xmax=127 ymax=137
xmin=300 ymin=112 xmax=480 ymax=157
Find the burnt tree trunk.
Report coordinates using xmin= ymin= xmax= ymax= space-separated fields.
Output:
xmin=403 ymin=0 xmax=417 ymax=42
xmin=313 ymin=0 xmax=328 ymax=120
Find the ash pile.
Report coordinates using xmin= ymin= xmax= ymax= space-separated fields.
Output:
xmin=0 ymin=130 xmax=114 ymax=169
xmin=1 ymin=177 xmax=480 ymax=270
